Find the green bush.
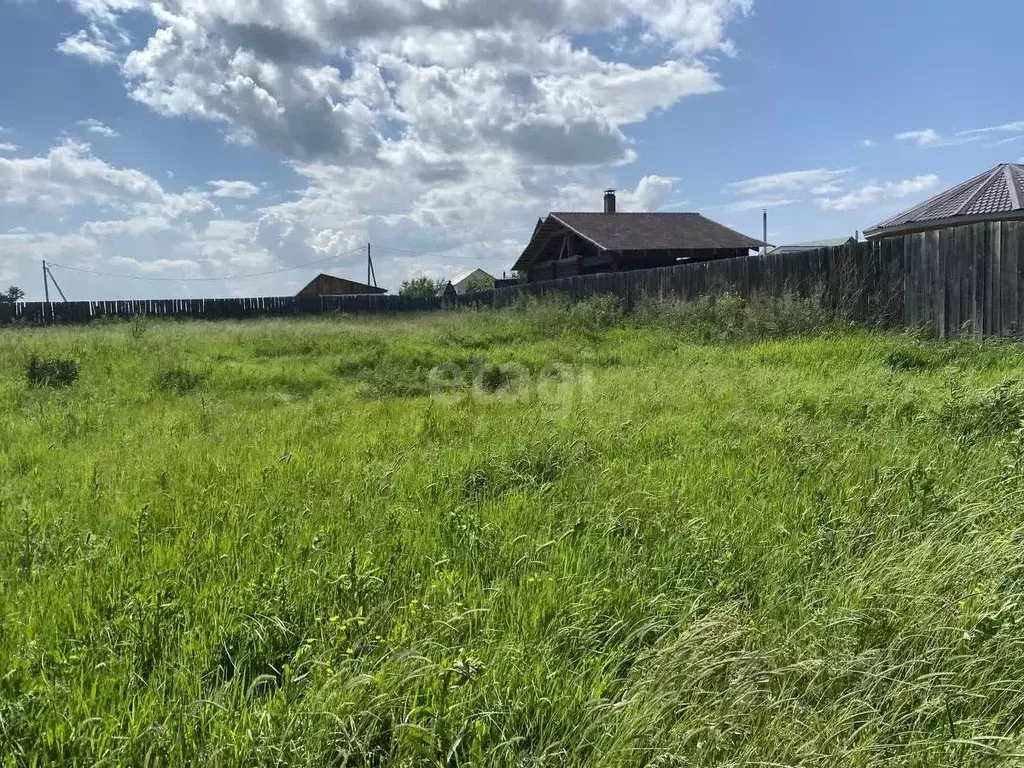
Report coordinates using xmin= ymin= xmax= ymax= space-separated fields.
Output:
xmin=633 ymin=293 xmax=839 ymax=341
xmin=154 ymin=364 xmax=206 ymax=395
xmin=940 ymin=379 xmax=1024 ymax=439
xmin=25 ymin=355 xmax=79 ymax=387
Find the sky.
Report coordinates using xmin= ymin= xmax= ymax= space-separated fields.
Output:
xmin=1 ymin=0 xmax=1023 ymax=301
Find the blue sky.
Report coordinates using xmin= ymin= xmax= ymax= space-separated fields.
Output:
xmin=1 ymin=0 xmax=1022 ymax=300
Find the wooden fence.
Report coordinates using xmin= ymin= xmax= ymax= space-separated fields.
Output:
xmin=4 ymin=221 xmax=1024 ymax=337
xmin=470 ymin=220 xmax=1024 ymax=338
xmin=0 ymin=292 xmax=442 ymax=325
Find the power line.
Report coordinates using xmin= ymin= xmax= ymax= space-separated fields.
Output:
xmin=47 ymin=246 xmax=366 ymax=283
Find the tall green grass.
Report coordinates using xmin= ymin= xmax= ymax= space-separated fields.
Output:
xmin=3 ymin=297 xmax=1024 ymax=765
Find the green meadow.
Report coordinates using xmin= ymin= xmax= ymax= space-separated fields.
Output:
xmin=4 ymin=297 xmax=1024 ymax=766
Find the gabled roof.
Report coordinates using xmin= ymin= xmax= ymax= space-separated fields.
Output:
xmin=297 ymin=273 xmax=386 ymax=296
xmin=451 ymin=268 xmax=494 ymax=286
xmin=513 ymin=212 xmax=765 ymax=271
xmin=866 ymin=163 xmax=1024 ymax=238
xmin=770 ymin=237 xmax=857 ymax=255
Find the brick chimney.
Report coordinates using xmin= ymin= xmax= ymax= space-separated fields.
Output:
xmin=603 ymin=189 xmax=616 ymax=214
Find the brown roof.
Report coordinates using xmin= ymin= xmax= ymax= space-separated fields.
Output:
xmin=513 ymin=212 xmax=764 ymax=271
xmin=296 ymin=273 xmax=386 ymax=297
xmin=866 ymin=163 xmax=1024 ymax=238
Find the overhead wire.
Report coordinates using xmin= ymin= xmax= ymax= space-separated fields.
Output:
xmin=373 ymin=244 xmax=485 ymax=261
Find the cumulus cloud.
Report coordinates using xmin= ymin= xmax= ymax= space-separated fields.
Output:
xmin=0 ymin=139 xmax=165 ymax=209
xmin=0 ymin=142 xmax=17 ymax=153
xmin=11 ymin=0 xmax=759 ymax=297
xmin=817 ymin=174 xmax=939 ymax=212
xmin=56 ymin=28 xmax=118 ymax=64
xmin=208 ymin=180 xmax=261 ymax=198
xmin=65 ymin=0 xmax=746 ymax=167
xmin=622 ymin=175 xmax=678 ymax=211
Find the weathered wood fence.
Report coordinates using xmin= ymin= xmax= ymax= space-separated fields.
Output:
xmin=4 ymin=221 xmax=1024 ymax=337
xmin=0 ymin=293 xmax=441 ymax=324
xmin=477 ymin=220 xmax=1024 ymax=338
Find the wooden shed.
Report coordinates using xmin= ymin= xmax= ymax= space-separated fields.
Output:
xmin=296 ymin=273 xmax=387 ymax=299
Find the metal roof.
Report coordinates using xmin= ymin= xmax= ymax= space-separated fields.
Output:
xmin=866 ymin=163 xmax=1024 ymax=238
xmin=513 ymin=212 xmax=765 ymax=271
xmin=769 ymin=237 xmax=857 ymax=255
xmin=450 ymin=268 xmax=494 ymax=287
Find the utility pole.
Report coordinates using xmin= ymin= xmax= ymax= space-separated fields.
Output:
xmin=367 ymin=242 xmax=377 ymax=288
xmin=763 ymin=209 xmax=768 ymax=255
xmin=46 ymin=265 xmax=68 ymax=302
xmin=42 ymin=260 xmax=50 ymax=303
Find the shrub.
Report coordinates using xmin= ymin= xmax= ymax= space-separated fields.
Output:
xmin=940 ymin=379 xmax=1024 ymax=439
xmin=25 ymin=355 xmax=79 ymax=388
xmin=885 ymin=347 xmax=943 ymax=372
xmin=154 ymin=364 xmax=205 ymax=395
xmin=633 ymin=294 xmax=839 ymax=341
xmin=509 ymin=294 xmax=623 ymax=339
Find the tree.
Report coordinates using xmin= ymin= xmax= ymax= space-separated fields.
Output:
xmin=465 ymin=273 xmax=495 ymax=293
xmin=400 ymin=277 xmax=441 ymax=297
xmin=0 ymin=286 xmax=24 ymax=305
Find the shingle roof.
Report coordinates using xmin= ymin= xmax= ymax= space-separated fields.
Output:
xmin=512 ymin=211 xmax=765 ymax=272
xmin=866 ymin=163 xmax=1024 ymax=238
xmin=550 ymin=212 xmax=765 ymax=252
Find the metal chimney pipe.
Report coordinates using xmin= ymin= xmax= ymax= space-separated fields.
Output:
xmin=604 ymin=189 xmax=616 ymax=214
xmin=763 ymin=209 xmax=768 ymax=254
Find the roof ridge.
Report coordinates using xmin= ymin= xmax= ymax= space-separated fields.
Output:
xmin=867 ymin=162 xmax=1024 ymax=236
xmin=879 ymin=167 xmax=991 ymax=228
xmin=953 ymin=165 xmax=1007 ymax=216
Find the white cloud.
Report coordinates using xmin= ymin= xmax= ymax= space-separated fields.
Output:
xmin=706 ymin=197 xmax=796 ymax=215
xmin=725 ymin=168 xmax=853 ymax=196
xmin=894 ymin=128 xmax=989 ymax=149
xmin=622 ymin=175 xmax=678 ymax=211
xmin=208 ymin=180 xmax=261 ymax=198
xmin=860 ymin=139 xmax=875 ymax=148
xmin=895 ymin=129 xmax=940 ymax=147
xmin=817 ymin=174 xmax=939 ymax=212
xmin=56 ymin=28 xmax=118 ymax=65
xmin=77 ymin=118 xmax=120 ymax=138
xmin=0 ymin=139 xmax=165 ymax=210
xmin=957 ymin=121 xmax=1024 ymax=137
xmin=13 ymin=0 xmax=760 ymax=297
xmin=0 ymin=142 xmax=17 ymax=153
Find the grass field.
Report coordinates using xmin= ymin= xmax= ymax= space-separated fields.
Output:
xmin=4 ymin=297 xmax=1024 ymax=766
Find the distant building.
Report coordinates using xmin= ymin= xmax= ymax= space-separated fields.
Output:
xmin=513 ymin=190 xmax=765 ymax=283
xmin=296 ymin=273 xmax=387 ymax=299
xmin=769 ymin=237 xmax=857 ymax=255
xmin=436 ymin=281 xmax=459 ymax=300
xmin=866 ymin=163 xmax=1024 ymax=239
xmin=447 ymin=269 xmax=496 ymax=295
